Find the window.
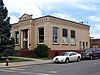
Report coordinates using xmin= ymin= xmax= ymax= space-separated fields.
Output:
xmin=62 ymin=28 xmax=68 ymax=44
xmin=62 ymin=52 xmax=69 ymax=56
xmin=83 ymin=42 xmax=85 ymax=50
xmin=38 ymin=27 xmax=44 ymax=44
xmin=71 ymin=30 xmax=76 ymax=45
xmin=79 ymin=41 xmax=82 ymax=50
xmin=85 ymin=49 xmax=92 ymax=53
xmin=92 ymin=44 xmax=99 ymax=48
xmin=53 ymin=27 xmax=59 ymax=43
xmin=86 ymin=42 xmax=88 ymax=48
xmin=15 ymin=31 xmax=19 ymax=44
xmin=23 ymin=29 xmax=28 ymax=49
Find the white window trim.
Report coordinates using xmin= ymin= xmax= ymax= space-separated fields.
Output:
xmin=15 ymin=31 xmax=20 ymax=45
xmin=62 ymin=28 xmax=69 ymax=44
xmin=37 ymin=27 xmax=44 ymax=44
xmin=52 ymin=27 xmax=59 ymax=44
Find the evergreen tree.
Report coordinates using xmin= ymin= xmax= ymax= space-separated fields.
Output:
xmin=0 ymin=0 xmax=15 ymax=57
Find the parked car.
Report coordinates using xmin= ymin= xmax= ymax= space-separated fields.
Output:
xmin=82 ymin=48 xmax=100 ymax=60
xmin=53 ymin=51 xmax=81 ymax=63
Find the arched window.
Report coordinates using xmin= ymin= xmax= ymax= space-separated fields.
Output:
xmin=53 ymin=27 xmax=59 ymax=44
xmin=71 ymin=30 xmax=76 ymax=45
xmin=38 ymin=27 xmax=44 ymax=44
xmin=62 ymin=28 xmax=68 ymax=44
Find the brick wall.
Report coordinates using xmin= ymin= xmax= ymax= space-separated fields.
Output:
xmin=18 ymin=50 xmax=33 ymax=57
xmin=48 ymin=48 xmax=83 ymax=58
xmin=90 ymin=39 xmax=100 ymax=48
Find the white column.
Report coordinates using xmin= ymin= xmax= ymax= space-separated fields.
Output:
xmin=85 ymin=42 xmax=86 ymax=49
xmin=21 ymin=31 xmax=23 ymax=49
xmin=28 ymin=29 xmax=30 ymax=49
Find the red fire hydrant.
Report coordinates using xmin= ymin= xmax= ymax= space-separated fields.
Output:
xmin=6 ymin=56 xmax=9 ymax=66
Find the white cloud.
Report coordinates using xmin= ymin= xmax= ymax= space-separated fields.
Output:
xmin=95 ymin=24 xmax=100 ymax=30
xmin=3 ymin=0 xmax=100 ymax=39
xmin=10 ymin=15 xmax=19 ymax=24
xmin=3 ymin=0 xmax=100 ymax=24
xmin=4 ymin=0 xmax=98 ymax=13
xmin=78 ymin=4 xmax=97 ymax=11
xmin=90 ymin=24 xmax=100 ymax=39
xmin=3 ymin=0 xmax=43 ymax=23
xmin=19 ymin=4 xmax=42 ymax=18
xmin=90 ymin=34 xmax=100 ymax=39
xmin=89 ymin=15 xmax=100 ymax=22
xmin=53 ymin=13 xmax=77 ymax=22
xmin=89 ymin=16 xmax=100 ymax=39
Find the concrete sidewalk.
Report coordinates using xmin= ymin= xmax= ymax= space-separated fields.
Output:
xmin=0 ymin=57 xmax=53 ymax=68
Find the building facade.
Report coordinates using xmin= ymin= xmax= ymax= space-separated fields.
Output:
xmin=90 ymin=38 xmax=100 ymax=48
xmin=12 ymin=14 xmax=90 ymax=58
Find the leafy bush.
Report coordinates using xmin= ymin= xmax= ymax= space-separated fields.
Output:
xmin=12 ymin=50 xmax=21 ymax=57
xmin=34 ymin=44 xmax=48 ymax=58
xmin=3 ymin=50 xmax=20 ymax=57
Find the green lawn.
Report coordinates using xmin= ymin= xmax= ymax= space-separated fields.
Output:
xmin=33 ymin=57 xmax=52 ymax=60
xmin=0 ymin=58 xmax=32 ymax=63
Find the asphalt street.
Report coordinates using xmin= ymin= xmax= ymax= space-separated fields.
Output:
xmin=0 ymin=59 xmax=100 ymax=75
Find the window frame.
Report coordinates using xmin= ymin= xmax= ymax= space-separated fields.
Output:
xmin=62 ymin=28 xmax=69 ymax=44
xmin=37 ymin=27 xmax=44 ymax=44
xmin=71 ymin=30 xmax=76 ymax=45
xmin=15 ymin=31 xmax=19 ymax=44
xmin=52 ymin=27 xmax=59 ymax=44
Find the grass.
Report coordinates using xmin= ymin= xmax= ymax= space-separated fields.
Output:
xmin=0 ymin=56 xmax=52 ymax=63
xmin=33 ymin=57 xmax=52 ymax=60
xmin=0 ymin=57 xmax=32 ymax=63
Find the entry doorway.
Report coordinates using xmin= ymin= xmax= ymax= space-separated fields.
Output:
xmin=23 ymin=29 xmax=28 ymax=50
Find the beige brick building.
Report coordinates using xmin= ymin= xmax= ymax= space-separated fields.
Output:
xmin=12 ymin=14 xmax=90 ymax=58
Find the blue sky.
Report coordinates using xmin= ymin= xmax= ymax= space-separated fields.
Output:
xmin=3 ymin=0 xmax=100 ymax=39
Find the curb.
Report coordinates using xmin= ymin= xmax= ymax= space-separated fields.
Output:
xmin=0 ymin=61 xmax=53 ymax=68
xmin=0 ymin=65 xmax=24 ymax=68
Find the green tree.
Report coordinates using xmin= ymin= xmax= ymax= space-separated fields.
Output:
xmin=0 ymin=0 xmax=15 ymax=57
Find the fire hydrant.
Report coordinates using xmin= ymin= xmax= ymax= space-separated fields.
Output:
xmin=6 ymin=56 xmax=9 ymax=66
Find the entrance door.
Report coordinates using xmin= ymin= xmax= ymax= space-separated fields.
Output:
xmin=23 ymin=29 xmax=28 ymax=50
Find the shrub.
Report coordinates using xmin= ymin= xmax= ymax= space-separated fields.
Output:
xmin=3 ymin=50 xmax=20 ymax=57
xmin=12 ymin=50 xmax=21 ymax=57
xmin=34 ymin=44 xmax=48 ymax=58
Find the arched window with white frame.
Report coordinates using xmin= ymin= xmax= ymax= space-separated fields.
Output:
xmin=53 ymin=27 xmax=59 ymax=44
xmin=37 ymin=27 xmax=44 ymax=44
xmin=62 ymin=28 xmax=68 ymax=44
xmin=71 ymin=30 xmax=76 ymax=45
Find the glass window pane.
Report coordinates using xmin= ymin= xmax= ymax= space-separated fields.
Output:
xmin=38 ymin=27 xmax=44 ymax=43
xmin=15 ymin=31 xmax=19 ymax=44
xmin=53 ymin=27 xmax=58 ymax=35
xmin=63 ymin=29 xmax=67 ymax=37
xmin=39 ymin=36 xmax=44 ymax=43
xmin=71 ymin=30 xmax=76 ymax=45
xmin=71 ymin=30 xmax=75 ymax=38
xmin=71 ymin=38 xmax=75 ymax=44
xmin=53 ymin=35 xmax=58 ymax=43
xmin=62 ymin=29 xmax=68 ymax=43
xmin=39 ymin=28 xmax=44 ymax=35
xmin=53 ymin=27 xmax=59 ymax=43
